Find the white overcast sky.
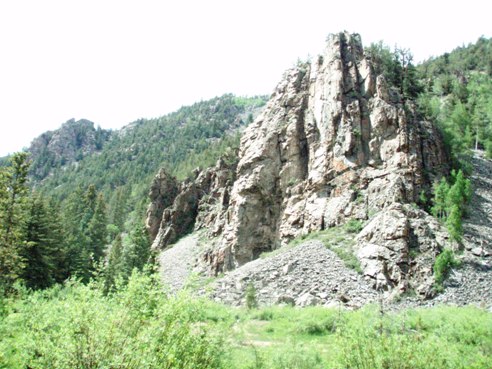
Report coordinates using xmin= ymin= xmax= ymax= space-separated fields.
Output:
xmin=0 ymin=0 xmax=490 ymax=156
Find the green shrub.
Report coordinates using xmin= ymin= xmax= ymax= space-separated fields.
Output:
xmin=0 ymin=272 xmax=225 ymax=369
xmin=433 ymin=248 xmax=460 ymax=290
xmin=431 ymin=170 xmax=472 ymax=241
xmin=345 ymin=219 xmax=364 ymax=233
xmin=294 ymin=315 xmax=337 ymax=335
xmin=246 ymin=283 xmax=258 ymax=310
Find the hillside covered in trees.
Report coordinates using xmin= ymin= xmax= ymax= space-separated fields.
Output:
xmin=0 ymin=94 xmax=266 ymax=292
xmin=33 ymin=94 xmax=265 ymax=227
xmin=417 ymin=36 xmax=492 ymax=162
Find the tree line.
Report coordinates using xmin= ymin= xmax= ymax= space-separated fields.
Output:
xmin=0 ymin=153 xmax=150 ymax=293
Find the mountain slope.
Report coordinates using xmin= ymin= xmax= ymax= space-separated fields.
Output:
xmin=27 ymin=119 xmax=111 ymax=181
xmin=148 ymin=32 xmax=454 ymax=299
xmin=30 ymin=94 xmax=266 ymax=226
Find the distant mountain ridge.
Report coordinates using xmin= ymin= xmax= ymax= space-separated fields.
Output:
xmin=28 ymin=118 xmax=111 ymax=180
xmin=24 ymin=94 xmax=267 ymax=227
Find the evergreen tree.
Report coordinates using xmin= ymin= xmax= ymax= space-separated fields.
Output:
xmin=87 ymin=193 xmax=108 ymax=263
xmin=431 ymin=170 xmax=471 ymax=241
xmin=431 ymin=178 xmax=450 ymax=219
xmin=104 ymin=234 xmax=123 ymax=292
xmin=82 ymin=184 xmax=97 ymax=231
xmin=62 ymin=185 xmax=107 ymax=281
xmin=0 ymin=153 xmax=30 ymax=289
xmin=108 ymin=186 xmax=128 ymax=232
xmin=446 ymin=204 xmax=463 ymax=242
xmin=62 ymin=186 xmax=91 ymax=280
xmin=122 ymin=224 xmax=151 ymax=275
xmin=45 ymin=198 xmax=69 ymax=283
xmin=22 ymin=194 xmax=56 ymax=289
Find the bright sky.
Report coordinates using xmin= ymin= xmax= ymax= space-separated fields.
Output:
xmin=0 ymin=0 xmax=490 ymax=156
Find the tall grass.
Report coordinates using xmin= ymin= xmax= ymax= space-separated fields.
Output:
xmin=1 ymin=274 xmax=490 ymax=369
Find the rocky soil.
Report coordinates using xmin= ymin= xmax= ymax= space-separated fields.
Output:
xmin=158 ymin=234 xmax=199 ymax=292
xmin=204 ymin=240 xmax=377 ymax=308
xmin=158 ymin=151 xmax=492 ymax=310
xmin=428 ymin=152 xmax=492 ymax=307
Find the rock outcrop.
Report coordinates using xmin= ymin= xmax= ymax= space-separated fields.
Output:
xmin=146 ymin=168 xmax=179 ymax=240
xmin=147 ymin=32 xmax=452 ymax=297
xmin=28 ymin=119 xmax=110 ymax=180
xmin=147 ymin=155 xmax=237 ymax=250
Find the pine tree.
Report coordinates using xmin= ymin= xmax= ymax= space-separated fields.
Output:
xmin=122 ymin=224 xmax=151 ymax=274
xmin=446 ymin=204 xmax=463 ymax=241
xmin=45 ymin=198 xmax=69 ymax=283
xmin=104 ymin=234 xmax=123 ymax=292
xmin=109 ymin=186 xmax=128 ymax=232
xmin=82 ymin=184 xmax=97 ymax=231
xmin=87 ymin=193 xmax=108 ymax=263
xmin=62 ymin=186 xmax=91 ymax=280
xmin=0 ymin=152 xmax=30 ymax=289
xmin=22 ymin=194 xmax=55 ymax=289
xmin=431 ymin=178 xmax=450 ymax=219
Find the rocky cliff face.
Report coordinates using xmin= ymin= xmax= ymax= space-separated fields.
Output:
xmin=147 ymin=32 xmax=452 ymax=297
xmin=147 ymin=154 xmax=237 ymax=251
xmin=28 ymin=119 xmax=110 ymax=180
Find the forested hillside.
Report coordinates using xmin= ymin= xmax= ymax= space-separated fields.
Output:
xmin=0 ymin=94 xmax=266 ymax=292
xmin=35 ymin=94 xmax=266 ymax=224
xmin=417 ymin=36 xmax=492 ymax=162
xmin=28 ymin=119 xmax=112 ymax=181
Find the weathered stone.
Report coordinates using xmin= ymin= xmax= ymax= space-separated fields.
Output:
xmin=471 ymin=247 xmax=484 ymax=257
xmin=296 ymin=292 xmax=320 ymax=307
xmin=148 ymin=155 xmax=238 ymax=251
xmin=277 ymin=295 xmax=295 ymax=305
xmin=148 ymin=32 xmax=452 ymax=297
xmin=145 ymin=168 xmax=178 ymax=240
xmin=283 ymin=262 xmax=296 ymax=275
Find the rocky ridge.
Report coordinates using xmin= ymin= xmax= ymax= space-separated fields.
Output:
xmin=155 ymin=152 xmax=492 ymax=309
xmin=28 ymin=119 xmax=110 ymax=180
xmin=147 ymin=32 xmax=453 ymax=298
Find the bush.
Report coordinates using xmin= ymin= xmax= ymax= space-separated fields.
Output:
xmin=245 ymin=283 xmax=258 ymax=310
xmin=433 ymin=248 xmax=460 ymax=290
xmin=0 ymin=272 xmax=225 ymax=369
xmin=431 ymin=170 xmax=472 ymax=241
xmin=345 ymin=219 xmax=363 ymax=233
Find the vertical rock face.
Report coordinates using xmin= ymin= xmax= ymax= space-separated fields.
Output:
xmin=147 ymin=32 xmax=451 ymax=296
xmin=146 ymin=156 xmax=237 ymax=251
xmin=145 ymin=168 xmax=179 ymax=241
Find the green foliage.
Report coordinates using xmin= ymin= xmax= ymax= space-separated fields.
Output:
xmin=87 ymin=193 xmax=108 ymax=262
xmin=233 ymin=304 xmax=491 ymax=368
xmin=245 ymin=282 xmax=258 ymax=310
xmin=345 ymin=219 xmax=363 ymax=233
xmin=417 ymin=37 xmax=492 ymax=163
xmin=0 ymin=153 xmax=30 ymax=289
xmin=28 ymin=119 xmax=112 ymax=181
xmin=433 ymin=248 xmax=460 ymax=291
xmin=0 ymin=272 xmax=225 ymax=369
xmin=104 ymin=234 xmax=124 ymax=292
xmin=431 ymin=170 xmax=472 ymax=241
xmin=1 ymin=281 xmax=491 ymax=368
xmin=20 ymin=194 xmax=63 ymax=289
xmin=32 ymin=95 xmax=266 ymax=235
xmin=104 ymin=223 xmax=152 ymax=291
xmin=365 ymin=42 xmax=422 ymax=100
